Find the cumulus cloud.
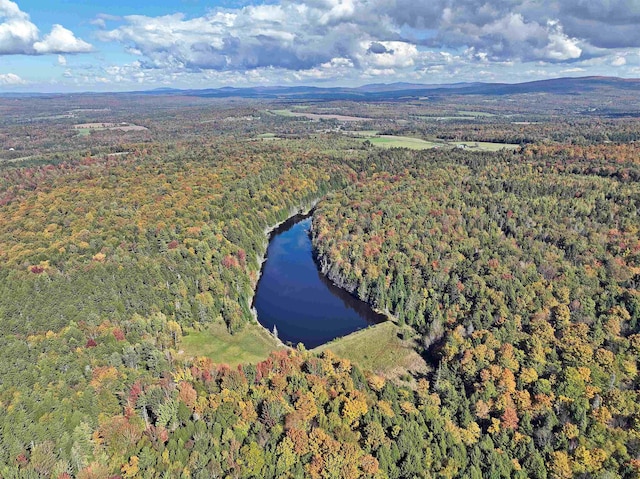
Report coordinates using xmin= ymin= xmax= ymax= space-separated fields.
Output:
xmin=535 ymin=21 xmax=582 ymax=61
xmin=360 ymin=41 xmax=419 ymax=68
xmin=0 ymin=0 xmax=38 ymax=54
xmin=389 ymin=0 xmax=640 ymax=51
xmin=84 ymin=0 xmax=640 ymax=86
xmin=0 ymin=0 xmax=92 ymax=55
xmin=34 ymin=24 xmax=92 ymax=54
xmin=423 ymin=8 xmax=584 ymax=62
xmin=294 ymin=57 xmax=354 ymax=80
xmin=97 ymin=0 xmax=596 ymax=77
xmin=0 ymin=72 xmax=25 ymax=84
xmin=97 ymin=2 xmax=397 ymax=72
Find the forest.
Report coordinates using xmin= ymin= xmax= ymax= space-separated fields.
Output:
xmin=0 ymin=86 xmax=639 ymax=478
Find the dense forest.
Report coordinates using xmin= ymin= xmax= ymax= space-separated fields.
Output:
xmin=0 ymin=137 xmax=360 ymax=478
xmin=1 ymin=90 xmax=640 ymax=477
xmin=313 ymin=145 xmax=640 ymax=477
xmin=0 ymin=139 xmax=355 ymax=334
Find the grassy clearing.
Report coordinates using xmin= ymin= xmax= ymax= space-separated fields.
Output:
xmin=269 ymin=109 xmax=372 ymax=121
xmin=312 ymin=321 xmax=429 ymax=379
xmin=369 ymin=135 xmax=440 ymax=150
xmin=269 ymin=109 xmax=297 ymax=117
xmin=254 ymin=133 xmax=281 ymax=140
xmin=355 ymin=132 xmax=519 ymax=152
xmin=416 ymin=116 xmax=477 ymax=121
xmin=455 ymin=141 xmax=520 ymax=151
xmin=456 ymin=110 xmax=497 ymax=117
xmin=181 ymin=320 xmax=281 ymax=366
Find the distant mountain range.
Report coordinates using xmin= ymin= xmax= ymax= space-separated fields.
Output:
xmin=135 ymin=76 xmax=640 ymax=100
xmin=3 ymin=76 xmax=640 ymax=100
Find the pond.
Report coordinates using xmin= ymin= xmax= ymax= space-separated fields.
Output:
xmin=253 ymin=213 xmax=386 ymax=348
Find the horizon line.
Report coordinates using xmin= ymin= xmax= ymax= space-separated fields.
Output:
xmin=0 ymin=75 xmax=638 ymax=96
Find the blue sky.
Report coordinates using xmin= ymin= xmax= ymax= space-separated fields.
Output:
xmin=1 ymin=0 xmax=639 ymax=91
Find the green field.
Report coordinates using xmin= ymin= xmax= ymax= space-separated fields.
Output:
xmin=268 ymin=109 xmax=297 ymax=117
xmin=368 ymin=135 xmax=440 ymax=150
xmin=254 ymin=133 xmax=281 ymax=141
xmin=416 ymin=115 xmax=477 ymax=121
xmin=312 ymin=321 xmax=429 ymax=378
xmin=456 ymin=110 xmax=497 ymax=117
xmin=181 ymin=320 xmax=280 ymax=366
xmin=455 ymin=141 xmax=520 ymax=151
xmin=183 ymin=317 xmax=427 ymax=379
xmin=359 ymin=133 xmax=519 ymax=151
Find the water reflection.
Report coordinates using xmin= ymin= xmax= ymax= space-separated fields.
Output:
xmin=253 ymin=213 xmax=385 ymax=348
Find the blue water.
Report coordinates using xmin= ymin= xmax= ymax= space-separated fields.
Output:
xmin=253 ymin=215 xmax=385 ymax=348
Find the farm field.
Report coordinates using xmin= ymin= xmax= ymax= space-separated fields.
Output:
xmin=454 ymin=140 xmax=521 ymax=151
xmin=359 ymin=133 xmax=520 ymax=151
xmin=367 ymin=135 xmax=441 ymax=149
xmin=268 ymin=109 xmax=373 ymax=121
xmin=73 ymin=122 xmax=148 ymax=135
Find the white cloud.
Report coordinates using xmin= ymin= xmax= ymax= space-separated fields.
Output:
xmin=535 ymin=21 xmax=582 ymax=60
xmin=360 ymin=40 xmax=419 ymax=68
xmin=0 ymin=0 xmax=92 ymax=55
xmin=30 ymin=0 xmax=640 ymax=89
xmin=34 ymin=24 xmax=93 ymax=54
xmin=362 ymin=67 xmax=397 ymax=77
xmin=612 ymin=55 xmax=627 ymax=66
xmin=318 ymin=0 xmax=356 ymax=25
xmin=57 ymin=54 xmax=66 ymax=65
xmin=0 ymin=72 xmax=25 ymax=84
xmin=98 ymin=0 xmax=595 ymax=78
xmin=91 ymin=18 xmax=106 ymax=29
xmin=0 ymin=0 xmax=38 ymax=54
xmin=481 ymin=13 xmax=545 ymax=44
xmin=294 ymin=56 xmax=354 ymax=80
xmin=98 ymin=1 xmax=397 ymax=72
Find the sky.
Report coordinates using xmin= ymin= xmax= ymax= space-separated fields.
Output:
xmin=1 ymin=0 xmax=640 ymax=92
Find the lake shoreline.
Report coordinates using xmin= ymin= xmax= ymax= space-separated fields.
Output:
xmin=252 ymin=208 xmax=389 ymax=348
xmin=247 ymin=200 xmax=319 ymax=348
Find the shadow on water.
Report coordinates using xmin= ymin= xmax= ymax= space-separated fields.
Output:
xmin=253 ymin=212 xmax=385 ymax=349
xmin=314 ymin=268 xmax=387 ymax=324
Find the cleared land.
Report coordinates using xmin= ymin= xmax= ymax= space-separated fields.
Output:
xmin=368 ymin=135 xmax=440 ymax=150
xmin=73 ymin=122 xmax=148 ymax=133
xmin=255 ymin=133 xmax=281 ymax=141
xmin=455 ymin=141 xmax=520 ymax=151
xmin=269 ymin=109 xmax=373 ymax=121
xmin=181 ymin=320 xmax=280 ymax=366
xmin=312 ymin=321 xmax=429 ymax=380
xmin=416 ymin=115 xmax=477 ymax=121
xmin=183 ymin=315 xmax=428 ymax=381
xmin=456 ymin=110 xmax=497 ymax=117
xmin=358 ymin=133 xmax=519 ymax=151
